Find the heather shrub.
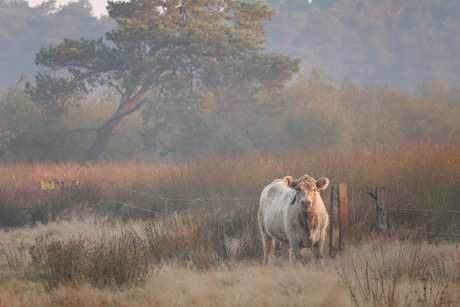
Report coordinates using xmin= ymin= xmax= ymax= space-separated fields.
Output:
xmin=29 ymin=238 xmax=86 ymax=292
xmin=87 ymin=232 xmax=152 ymax=288
xmin=144 ymin=202 xmax=261 ymax=269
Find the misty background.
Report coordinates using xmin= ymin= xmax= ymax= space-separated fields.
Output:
xmin=1 ymin=0 xmax=460 ymax=162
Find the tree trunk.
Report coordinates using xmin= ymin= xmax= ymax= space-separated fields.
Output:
xmin=82 ymin=88 xmax=149 ymax=163
xmin=83 ymin=121 xmax=118 ymax=163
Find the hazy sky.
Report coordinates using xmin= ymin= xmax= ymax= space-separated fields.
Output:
xmin=26 ymin=0 xmax=120 ymax=18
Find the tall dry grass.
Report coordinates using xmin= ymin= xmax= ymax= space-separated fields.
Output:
xmin=0 ymin=142 xmax=459 ymax=305
xmin=1 ymin=142 xmax=458 ymax=230
xmin=1 ymin=217 xmax=459 ymax=306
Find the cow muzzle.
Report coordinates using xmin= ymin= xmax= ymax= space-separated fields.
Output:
xmin=300 ymin=199 xmax=312 ymax=208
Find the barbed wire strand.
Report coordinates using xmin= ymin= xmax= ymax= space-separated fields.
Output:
xmin=398 ymin=230 xmax=460 ymax=237
xmin=217 ymin=198 xmax=259 ymax=201
xmin=112 ymin=200 xmax=167 ymax=215
xmin=113 ymin=186 xmax=166 ymax=200
xmin=387 ymin=208 xmax=460 ymax=214
xmin=71 ymin=186 xmax=113 ymax=191
xmin=114 ymin=185 xmax=258 ymax=202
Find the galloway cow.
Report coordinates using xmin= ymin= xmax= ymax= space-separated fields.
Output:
xmin=258 ymin=174 xmax=329 ymax=265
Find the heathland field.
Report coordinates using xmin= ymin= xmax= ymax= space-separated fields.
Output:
xmin=0 ymin=143 xmax=459 ymax=306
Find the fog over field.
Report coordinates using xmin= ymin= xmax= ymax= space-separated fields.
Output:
xmin=1 ymin=2 xmax=459 ymax=305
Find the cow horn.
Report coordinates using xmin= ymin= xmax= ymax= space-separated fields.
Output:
xmin=290 ymin=194 xmax=297 ymax=205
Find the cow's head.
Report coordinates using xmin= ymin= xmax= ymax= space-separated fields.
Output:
xmin=283 ymin=175 xmax=329 ymax=209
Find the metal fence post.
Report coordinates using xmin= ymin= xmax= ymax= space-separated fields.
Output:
xmin=368 ymin=187 xmax=387 ymax=235
xmin=329 ymin=185 xmax=334 ymax=256
xmin=376 ymin=187 xmax=387 ymax=235
xmin=111 ymin=182 xmax=115 ymax=206
xmin=70 ymin=180 xmax=77 ymax=193
xmin=338 ymin=183 xmax=348 ymax=251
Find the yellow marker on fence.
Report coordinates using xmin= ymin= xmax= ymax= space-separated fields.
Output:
xmin=41 ymin=181 xmax=55 ymax=190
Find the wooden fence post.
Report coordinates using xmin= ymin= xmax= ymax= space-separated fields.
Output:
xmin=338 ymin=183 xmax=348 ymax=251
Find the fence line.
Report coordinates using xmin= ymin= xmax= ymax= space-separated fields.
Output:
xmin=369 ymin=187 xmax=460 ymax=238
xmin=115 ymin=186 xmax=166 ymax=200
xmin=386 ymin=208 xmax=460 ymax=214
xmin=114 ymin=184 xmax=259 ymax=203
xmin=8 ymin=182 xmax=260 ymax=215
xmin=399 ymin=230 xmax=460 ymax=237
xmin=72 ymin=186 xmax=113 ymax=191
xmin=112 ymin=200 xmax=167 ymax=215
xmin=0 ymin=180 xmax=261 ymax=204
xmin=215 ymin=198 xmax=259 ymax=201
xmin=4 ymin=181 xmax=348 ymax=253
xmin=112 ymin=184 xmax=259 ymax=216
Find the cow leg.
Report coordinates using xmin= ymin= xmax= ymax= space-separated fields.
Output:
xmin=259 ymin=213 xmax=275 ymax=266
xmin=289 ymin=241 xmax=302 ymax=262
xmin=280 ymin=242 xmax=292 ymax=264
xmin=262 ymin=235 xmax=274 ymax=266
xmin=313 ymin=230 xmax=326 ymax=258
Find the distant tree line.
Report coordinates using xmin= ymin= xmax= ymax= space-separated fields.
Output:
xmin=1 ymin=72 xmax=459 ymax=162
xmin=140 ymin=71 xmax=460 ymax=159
xmin=1 ymin=0 xmax=460 ymax=91
xmin=0 ymin=0 xmax=115 ymax=87
xmin=264 ymin=0 xmax=460 ymax=91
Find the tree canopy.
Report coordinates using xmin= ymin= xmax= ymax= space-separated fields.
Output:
xmin=26 ymin=0 xmax=300 ymax=162
xmin=2 ymin=0 xmax=460 ymax=92
xmin=264 ymin=0 xmax=460 ymax=91
xmin=0 ymin=0 xmax=114 ymax=86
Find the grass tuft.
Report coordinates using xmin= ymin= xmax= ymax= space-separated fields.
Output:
xmin=87 ymin=232 xmax=152 ymax=288
xmin=29 ymin=238 xmax=86 ymax=292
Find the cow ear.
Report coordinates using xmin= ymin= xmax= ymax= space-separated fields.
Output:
xmin=283 ymin=176 xmax=296 ymax=188
xmin=316 ymin=177 xmax=330 ymax=190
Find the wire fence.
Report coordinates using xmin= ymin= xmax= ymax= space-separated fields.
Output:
xmin=3 ymin=181 xmax=459 ymax=240
xmin=387 ymin=207 xmax=460 ymax=237
xmin=112 ymin=200 xmax=167 ymax=215
xmin=1 ymin=181 xmax=260 ymax=216
xmin=4 ymin=181 xmax=339 ymax=231
xmin=386 ymin=207 xmax=460 ymax=214
xmin=369 ymin=187 xmax=460 ymax=238
xmin=399 ymin=230 xmax=460 ymax=237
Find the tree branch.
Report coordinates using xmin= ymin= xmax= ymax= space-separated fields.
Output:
xmin=106 ymin=80 xmax=123 ymax=96
xmin=98 ymin=99 xmax=147 ymax=131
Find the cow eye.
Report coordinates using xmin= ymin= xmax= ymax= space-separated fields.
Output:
xmin=295 ymin=187 xmax=300 ymax=192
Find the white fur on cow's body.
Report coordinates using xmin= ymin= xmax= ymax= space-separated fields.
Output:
xmin=259 ymin=175 xmax=329 ymax=265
